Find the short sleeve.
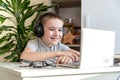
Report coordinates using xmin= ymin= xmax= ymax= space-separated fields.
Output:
xmin=25 ymin=39 xmax=38 ymax=51
xmin=60 ymin=43 xmax=70 ymax=51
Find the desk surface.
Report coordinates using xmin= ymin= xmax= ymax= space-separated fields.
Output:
xmin=0 ymin=62 xmax=120 ymax=78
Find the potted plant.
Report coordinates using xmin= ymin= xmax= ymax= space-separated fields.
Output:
xmin=0 ymin=0 xmax=54 ymax=62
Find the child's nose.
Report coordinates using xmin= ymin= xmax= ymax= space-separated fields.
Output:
xmin=54 ymin=30 xmax=59 ymax=35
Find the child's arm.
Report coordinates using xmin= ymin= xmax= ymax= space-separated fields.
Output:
xmin=20 ymin=48 xmax=80 ymax=62
xmin=20 ymin=48 xmax=59 ymax=61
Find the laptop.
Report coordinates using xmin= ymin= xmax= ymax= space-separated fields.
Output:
xmin=56 ymin=28 xmax=115 ymax=69
xmin=80 ymin=28 xmax=115 ymax=69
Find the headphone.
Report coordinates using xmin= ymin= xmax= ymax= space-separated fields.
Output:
xmin=33 ymin=13 xmax=45 ymax=38
xmin=34 ymin=22 xmax=44 ymax=38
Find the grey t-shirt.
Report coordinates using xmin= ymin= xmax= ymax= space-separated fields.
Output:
xmin=25 ymin=38 xmax=70 ymax=63
xmin=26 ymin=38 xmax=70 ymax=52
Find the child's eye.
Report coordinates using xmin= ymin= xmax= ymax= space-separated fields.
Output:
xmin=59 ymin=29 xmax=63 ymax=32
xmin=49 ymin=28 xmax=55 ymax=31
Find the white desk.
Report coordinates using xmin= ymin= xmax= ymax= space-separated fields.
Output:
xmin=0 ymin=62 xmax=120 ymax=80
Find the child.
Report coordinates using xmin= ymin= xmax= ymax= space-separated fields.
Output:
xmin=20 ymin=12 xmax=80 ymax=65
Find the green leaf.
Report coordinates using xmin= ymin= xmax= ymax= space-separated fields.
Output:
xmin=0 ymin=33 xmax=15 ymax=44
xmin=0 ymin=25 xmax=16 ymax=30
xmin=21 ymin=0 xmax=30 ymax=12
xmin=5 ymin=0 xmax=12 ymax=7
xmin=1 ymin=0 xmax=14 ymax=15
xmin=0 ymin=40 xmax=15 ymax=50
xmin=0 ymin=25 xmax=16 ymax=34
xmin=0 ymin=36 xmax=10 ymax=44
xmin=11 ymin=57 xmax=18 ymax=62
xmin=4 ymin=50 xmax=19 ymax=62
xmin=0 ymin=49 xmax=9 ymax=55
xmin=0 ymin=17 xmax=6 ymax=24
xmin=0 ymin=0 xmax=3 ymax=6
xmin=4 ymin=51 xmax=16 ymax=59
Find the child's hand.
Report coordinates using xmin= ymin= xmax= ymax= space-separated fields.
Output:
xmin=56 ymin=56 xmax=73 ymax=64
xmin=60 ymin=49 xmax=80 ymax=62
xmin=69 ymin=49 xmax=80 ymax=61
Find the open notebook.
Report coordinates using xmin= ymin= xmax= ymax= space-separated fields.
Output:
xmin=56 ymin=28 xmax=115 ymax=69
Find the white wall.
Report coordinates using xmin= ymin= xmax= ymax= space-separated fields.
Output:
xmin=82 ymin=0 xmax=120 ymax=54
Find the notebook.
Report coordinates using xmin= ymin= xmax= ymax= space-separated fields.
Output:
xmin=80 ymin=28 xmax=115 ymax=69
xmin=56 ymin=28 xmax=115 ymax=69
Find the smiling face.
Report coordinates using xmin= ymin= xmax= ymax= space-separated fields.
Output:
xmin=41 ymin=18 xmax=64 ymax=47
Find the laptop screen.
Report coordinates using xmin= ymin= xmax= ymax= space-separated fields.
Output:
xmin=80 ymin=28 xmax=115 ymax=69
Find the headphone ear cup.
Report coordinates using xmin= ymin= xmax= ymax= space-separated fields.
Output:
xmin=34 ymin=23 xmax=44 ymax=38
